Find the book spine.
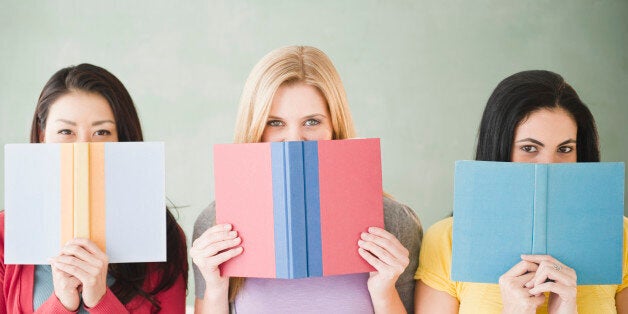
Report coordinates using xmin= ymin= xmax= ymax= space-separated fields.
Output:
xmin=284 ymin=142 xmax=308 ymax=279
xmin=303 ymin=141 xmax=322 ymax=277
xmin=271 ymin=142 xmax=290 ymax=278
xmin=532 ymin=164 xmax=548 ymax=254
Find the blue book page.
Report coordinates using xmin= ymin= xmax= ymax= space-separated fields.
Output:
xmin=452 ymin=161 xmax=535 ymax=282
xmin=547 ymin=163 xmax=624 ymax=284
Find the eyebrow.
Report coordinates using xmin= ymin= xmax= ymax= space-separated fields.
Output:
xmin=515 ymin=138 xmax=577 ymax=147
xmin=55 ymin=119 xmax=115 ymax=126
xmin=91 ymin=120 xmax=115 ymax=126
xmin=266 ymin=114 xmax=328 ymax=120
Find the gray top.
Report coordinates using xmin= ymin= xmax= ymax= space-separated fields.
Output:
xmin=193 ymin=196 xmax=422 ymax=313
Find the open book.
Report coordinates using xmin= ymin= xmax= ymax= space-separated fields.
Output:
xmin=214 ymin=138 xmax=383 ymax=278
xmin=4 ymin=142 xmax=166 ymax=264
xmin=451 ymin=161 xmax=625 ymax=284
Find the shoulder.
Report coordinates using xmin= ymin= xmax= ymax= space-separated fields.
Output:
xmin=424 ymin=217 xmax=453 ymax=241
xmin=382 ymin=196 xmax=422 ymax=249
xmin=192 ymin=202 xmax=216 ymax=241
xmin=421 ymin=217 xmax=453 ymax=253
xmin=383 ymin=197 xmax=422 ymax=230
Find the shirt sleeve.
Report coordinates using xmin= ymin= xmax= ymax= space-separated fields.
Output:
xmin=382 ymin=197 xmax=423 ymax=313
xmin=414 ymin=217 xmax=458 ymax=298
xmin=0 ymin=212 xmax=7 ymax=314
xmin=83 ymin=289 xmax=128 ymax=314
xmin=35 ymin=293 xmax=80 ymax=314
xmin=617 ymin=217 xmax=628 ymax=293
xmin=193 ymin=202 xmax=216 ymax=299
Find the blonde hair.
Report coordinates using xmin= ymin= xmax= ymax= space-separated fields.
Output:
xmin=228 ymin=46 xmax=356 ymax=301
xmin=233 ymin=45 xmax=356 ymax=143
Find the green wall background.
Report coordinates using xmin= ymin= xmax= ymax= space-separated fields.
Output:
xmin=1 ymin=0 xmax=627 ymax=306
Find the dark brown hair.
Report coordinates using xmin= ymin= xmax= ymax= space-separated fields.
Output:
xmin=476 ymin=70 xmax=600 ymax=162
xmin=31 ymin=63 xmax=188 ymax=309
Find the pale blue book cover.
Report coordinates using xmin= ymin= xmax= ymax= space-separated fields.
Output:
xmin=451 ymin=161 xmax=624 ymax=284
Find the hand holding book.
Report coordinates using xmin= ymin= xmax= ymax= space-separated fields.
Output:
xmin=50 ymin=238 xmax=110 ymax=310
xmin=190 ymin=224 xmax=242 ymax=298
xmin=499 ymin=254 xmax=577 ymax=314
xmin=359 ymin=226 xmax=410 ymax=309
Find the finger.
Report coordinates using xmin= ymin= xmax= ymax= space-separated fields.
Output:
xmin=501 ymin=260 xmax=539 ymax=278
xmin=529 ymin=281 xmax=577 ymax=301
xmin=361 ymin=231 xmax=409 ymax=260
xmin=357 ymin=239 xmax=406 ymax=269
xmin=52 ymin=258 xmax=96 ymax=284
xmin=531 ymin=260 xmax=576 ymax=287
xmin=65 ymin=239 xmax=107 ymax=260
xmin=201 ymin=247 xmax=243 ymax=270
xmin=366 ymin=227 xmax=396 ymax=241
xmin=193 ymin=228 xmax=237 ymax=250
xmin=60 ymin=244 xmax=104 ymax=267
xmin=358 ymin=247 xmax=387 ymax=271
xmin=191 ymin=237 xmax=242 ymax=259
xmin=50 ymin=260 xmax=76 ymax=278
xmin=520 ymin=254 xmax=559 ymax=265
xmin=53 ymin=255 xmax=99 ymax=277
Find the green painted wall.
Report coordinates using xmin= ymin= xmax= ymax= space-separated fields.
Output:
xmin=1 ymin=0 xmax=626 ymax=306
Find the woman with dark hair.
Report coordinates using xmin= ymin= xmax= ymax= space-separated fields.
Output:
xmin=414 ymin=70 xmax=628 ymax=313
xmin=0 ymin=63 xmax=188 ymax=312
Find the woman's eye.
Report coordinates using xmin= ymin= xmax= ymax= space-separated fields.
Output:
xmin=94 ymin=129 xmax=112 ymax=136
xmin=558 ymin=146 xmax=574 ymax=153
xmin=267 ymin=120 xmax=284 ymax=127
xmin=520 ymin=145 xmax=538 ymax=153
xmin=304 ymin=119 xmax=320 ymax=127
xmin=57 ymin=129 xmax=73 ymax=135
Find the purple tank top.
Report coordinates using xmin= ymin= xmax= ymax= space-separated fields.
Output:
xmin=233 ymin=273 xmax=374 ymax=313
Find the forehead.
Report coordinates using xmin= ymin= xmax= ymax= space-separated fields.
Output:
xmin=269 ymin=82 xmax=328 ymax=115
xmin=515 ymin=108 xmax=577 ymax=138
xmin=47 ymin=91 xmax=114 ymax=120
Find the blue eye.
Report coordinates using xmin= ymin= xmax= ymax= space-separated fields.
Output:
xmin=304 ymin=119 xmax=320 ymax=126
xmin=267 ymin=120 xmax=284 ymax=127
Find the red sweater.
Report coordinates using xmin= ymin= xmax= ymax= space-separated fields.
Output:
xmin=0 ymin=212 xmax=186 ymax=313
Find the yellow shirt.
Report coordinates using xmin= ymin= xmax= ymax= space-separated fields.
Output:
xmin=415 ymin=217 xmax=628 ymax=313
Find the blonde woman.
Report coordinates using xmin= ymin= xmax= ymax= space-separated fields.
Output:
xmin=191 ymin=46 xmax=422 ymax=313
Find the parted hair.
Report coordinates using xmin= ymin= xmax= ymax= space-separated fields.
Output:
xmin=475 ymin=70 xmax=600 ymax=162
xmin=31 ymin=63 xmax=188 ymax=310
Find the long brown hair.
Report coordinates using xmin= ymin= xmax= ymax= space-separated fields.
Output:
xmin=31 ymin=63 xmax=188 ymax=309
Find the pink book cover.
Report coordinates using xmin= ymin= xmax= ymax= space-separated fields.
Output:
xmin=318 ymin=138 xmax=384 ymax=275
xmin=214 ymin=142 xmax=276 ymax=277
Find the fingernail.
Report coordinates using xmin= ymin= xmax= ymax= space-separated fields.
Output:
xmin=229 ymin=231 xmax=237 ymax=237
xmin=368 ymin=227 xmax=376 ymax=232
xmin=224 ymin=224 xmax=232 ymax=230
xmin=358 ymin=240 xmax=365 ymax=246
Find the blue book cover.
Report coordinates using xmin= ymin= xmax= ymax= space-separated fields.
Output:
xmin=271 ymin=141 xmax=308 ymax=279
xmin=451 ymin=161 xmax=625 ymax=285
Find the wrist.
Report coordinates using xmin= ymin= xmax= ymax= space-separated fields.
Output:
xmin=203 ymin=284 xmax=230 ymax=303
